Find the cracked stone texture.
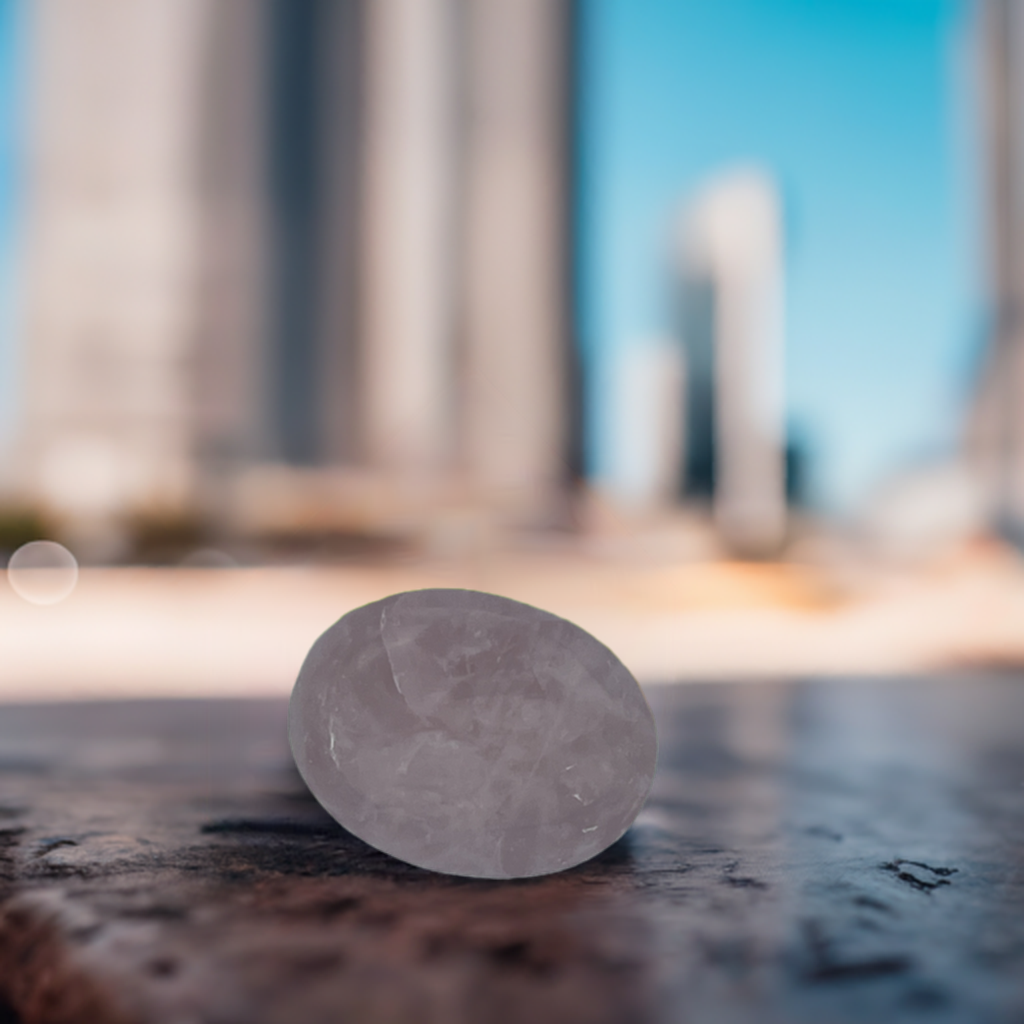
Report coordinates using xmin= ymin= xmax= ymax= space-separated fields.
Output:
xmin=1 ymin=676 xmax=1024 ymax=1023
xmin=288 ymin=589 xmax=658 ymax=879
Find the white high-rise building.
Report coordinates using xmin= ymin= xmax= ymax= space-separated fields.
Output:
xmin=677 ymin=168 xmax=787 ymax=555
xmin=18 ymin=0 xmax=212 ymax=536
xmin=969 ymin=0 xmax=1024 ymax=541
xmin=360 ymin=0 xmax=575 ymax=525
xmin=12 ymin=0 xmax=578 ymax=547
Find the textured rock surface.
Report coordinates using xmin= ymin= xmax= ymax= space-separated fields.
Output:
xmin=2 ymin=677 xmax=1024 ymax=1023
xmin=289 ymin=589 xmax=658 ymax=878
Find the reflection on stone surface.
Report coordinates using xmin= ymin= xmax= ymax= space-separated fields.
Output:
xmin=289 ymin=589 xmax=658 ymax=878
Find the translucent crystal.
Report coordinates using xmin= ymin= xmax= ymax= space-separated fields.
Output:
xmin=289 ymin=588 xmax=657 ymax=879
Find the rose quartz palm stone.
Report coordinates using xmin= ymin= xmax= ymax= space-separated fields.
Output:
xmin=289 ymin=588 xmax=657 ymax=878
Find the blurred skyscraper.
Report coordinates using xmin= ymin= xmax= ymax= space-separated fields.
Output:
xmin=17 ymin=0 xmax=210 ymax=543
xmin=970 ymin=0 xmax=1024 ymax=544
xmin=10 ymin=0 xmax=577 ymax=549
xmin=677 ymin=170 xmax=787 ymax=556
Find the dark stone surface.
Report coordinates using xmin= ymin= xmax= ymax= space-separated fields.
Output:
xmin=0 ymin=676 xmax=1022 ymax=1023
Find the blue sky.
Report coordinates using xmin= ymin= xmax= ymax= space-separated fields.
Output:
xmin=578 ymin=0 xmax=983 ymax=511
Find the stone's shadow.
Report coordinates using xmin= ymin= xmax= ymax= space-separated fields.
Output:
xmin=193 ymin=809 xmax=641 ymax=888
xmin=193 ymin=814 xmax=425 ymax=883
xmin=200 ymin=817 xmax=348 ymax=839
xmin=578 ymin=831 xmax=637 ymax=871
xmin=194 ymin=757 xmax=645 ymax=888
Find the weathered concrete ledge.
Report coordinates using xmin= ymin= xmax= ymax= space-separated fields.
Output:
xmin=0 ymin=678 xmax=1022 ymax=1023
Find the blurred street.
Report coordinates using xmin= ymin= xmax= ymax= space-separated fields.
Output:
xmin=2 ymin=541 xmax=1023 ymax=701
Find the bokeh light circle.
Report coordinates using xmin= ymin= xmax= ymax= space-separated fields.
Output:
xmin=7 ymin=540 xmax=79 ymax=606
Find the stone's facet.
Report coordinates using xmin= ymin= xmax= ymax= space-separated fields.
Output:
xmin=289 ymin=588 xmax=658 ymax=879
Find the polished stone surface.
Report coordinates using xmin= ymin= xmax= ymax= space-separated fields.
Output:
xmin=289 ymin=589 xmax=658 ymax=878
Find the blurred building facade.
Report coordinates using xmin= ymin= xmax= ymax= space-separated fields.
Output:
xmin=595 ymin=169 xmax=789 ymax=557
xmin=17 ymin=0 xmax=210 ymax=543
xmin=11 ymin=0 xmax=577 ymax=549
xmin=676 ymin=170 xmax=787 ymax=556
xmin=970 ymin=0 xmax=1024 ymax=544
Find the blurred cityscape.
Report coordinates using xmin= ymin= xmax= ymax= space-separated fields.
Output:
xmin=2 ymin=0 xmax=1024 ymax=696
xmin=3 ymin=0 xmax=581 ymax=563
